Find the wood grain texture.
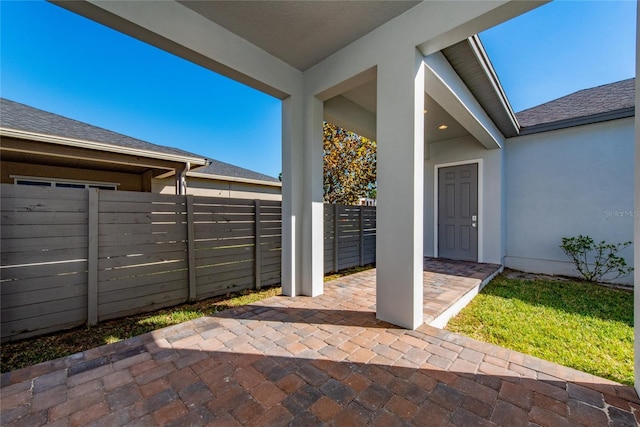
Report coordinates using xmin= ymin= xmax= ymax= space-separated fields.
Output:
xmin=1 ymin=184 xmax=379 ymax=342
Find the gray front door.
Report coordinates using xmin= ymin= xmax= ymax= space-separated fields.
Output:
xmin=438 ymin=163 xmax=478 ymax=261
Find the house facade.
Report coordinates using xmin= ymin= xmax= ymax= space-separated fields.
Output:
xmin=425 ymin=75 xmax=635 ymax=285
xmin=0 ymin=98 xmax=282 ymax=199
xmin=41 ymin=1 xmax=640 ymax=388
xmin=504 ymin=84 xmax=634 ymax=282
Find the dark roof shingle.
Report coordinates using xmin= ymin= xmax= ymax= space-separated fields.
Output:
xmin=0 ymin=98 xmax=205 ymax=159
xmin=515 ymin=78 xmax=635 ymax=129
xmin=191 ymin=160 xmax=280 ymax=183
xmin=1 ymin=98 xmax=279 ymax=183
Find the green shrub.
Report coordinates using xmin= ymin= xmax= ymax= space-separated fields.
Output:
xmin=560 ymin=235 xmax=633 ymax=283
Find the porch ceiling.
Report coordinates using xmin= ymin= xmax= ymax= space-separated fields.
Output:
xmin=178 ymin=1 xmax=421 ymax=71
xmin=338 ymin=81 xmax=469 ymax=144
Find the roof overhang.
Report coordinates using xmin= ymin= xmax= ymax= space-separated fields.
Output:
xmin=440 ymin=36 xmax=520 ymax=138
xmin=0 ymin=128 xmax=208 ymax=166
xmin=424 ymin=52 xmax=505 ymax=149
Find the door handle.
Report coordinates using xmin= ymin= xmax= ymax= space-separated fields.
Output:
xmin=472 ymin=223 xmax=477 ymax=228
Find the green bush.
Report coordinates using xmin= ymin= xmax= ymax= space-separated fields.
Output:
xmin=560 ymin=235 xmax=633 ymax=283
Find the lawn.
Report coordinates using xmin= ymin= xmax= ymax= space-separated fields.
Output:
xmin=446 ymin=274 xmax=634 ymax=386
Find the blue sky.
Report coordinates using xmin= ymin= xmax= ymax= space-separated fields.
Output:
xmin=481 ymin=0 xmax=636 ymax=112
xmin=0 ymin=1 xmax=636 ymax=178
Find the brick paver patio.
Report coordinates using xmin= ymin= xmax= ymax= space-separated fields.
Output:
xmin=2 ymin=267 xmax=639 ymax=426
xmin=422 ymin=258 xmax=501 ymax=327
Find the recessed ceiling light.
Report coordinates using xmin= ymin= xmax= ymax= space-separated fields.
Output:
xmin=438 ymin=124 xmax=448 ymax=130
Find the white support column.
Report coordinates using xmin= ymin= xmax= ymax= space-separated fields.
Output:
xmin=281 ymin=90 xmax=324 ymax=297
xmin=281 ymin=94 xmax=303 ymax=296
xmin=376 ymin=49 xmax=425 ymax=329
xmin=633 ymin=3 xmax=639 ymax=394
xmin=301 ymin=94 xmax=325 ymax=296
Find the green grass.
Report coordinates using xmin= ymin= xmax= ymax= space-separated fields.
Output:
xmin=446 ymin=275 xmax=634 ymax=386
xmin=1 ymin=286 xmax=281 ymax=373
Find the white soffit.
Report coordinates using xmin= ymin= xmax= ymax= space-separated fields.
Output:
xmin=178 ymin=1 xmax=420 ymax=71
xmin=337 ymin=80 xmax=469 ymax=144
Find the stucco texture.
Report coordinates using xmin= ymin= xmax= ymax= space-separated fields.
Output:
xmin=504 ymin=117 xmax=635 ymax=284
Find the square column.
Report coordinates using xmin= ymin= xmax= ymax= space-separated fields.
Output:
xmin=376 ymin=49 xmax=425 ymax=329
xmin=281 ymin=92 xmax=324 ymax=297
xmin=301 ymin=94 xmax=325 ymax=296
xmin=281 ymin=95 xmax=303 ymax=296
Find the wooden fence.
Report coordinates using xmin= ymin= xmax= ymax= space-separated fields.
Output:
xmin=1 ymin=184 xmax=281 ymax=342
xmin=323 ymin=204 xmax=376 ymax=273
xmin=0 ymin=184 xmax=376 ymax=342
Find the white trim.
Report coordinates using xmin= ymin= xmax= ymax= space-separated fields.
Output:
xmin=187 ymin=171 xmax=282 ymax=187
xmin=0 ymin=127 xmax=208 ymax=166
xmin=433 ymin=159 xmax=484 ymax=262
xmin=11 ymin=175 xmax=119 ymax=190
xmin=468 ymin=35 xmax=520 ymax=132
xmin=423 ymin=53 xmax=503 ymax=149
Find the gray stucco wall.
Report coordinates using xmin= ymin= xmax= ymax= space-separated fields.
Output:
xmin=504 ymin=117 xmax=635 ymax=284
xmin=424 ymin=135 xmax=504 ymax=264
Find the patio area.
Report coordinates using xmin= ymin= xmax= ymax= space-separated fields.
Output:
xmin=422 ymin=258 xmax=501 ymax=328
xmin=2 ymin=266 xmax=638 ymax=426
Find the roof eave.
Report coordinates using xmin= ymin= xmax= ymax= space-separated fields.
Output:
xmin=0 ymin=127 xmax=208 ymax=166
xmin=468 ymin=35 xmax=521 ymax=133
xmin=517 ymin=107 xmax=635 ymax=136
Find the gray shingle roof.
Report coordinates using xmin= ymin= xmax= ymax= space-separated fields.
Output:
xmin=516 ymin=78 xmax=635 ymax=129
xmin=0 ymin=98 xmax=205 ymax=159
xmin=1 ymin=98 xmax=279 ymax=183
xmin=191 ymin=160 xmax=280 ymax=183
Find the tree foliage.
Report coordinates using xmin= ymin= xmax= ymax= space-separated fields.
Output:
xmin=323 ymin=122 xmax=376 ymax=205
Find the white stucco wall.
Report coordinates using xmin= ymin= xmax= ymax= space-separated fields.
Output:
xmin=504 ymin=117 xmax=635 ymax=284
xmin=424 ymin=135 xmax=504 ymax=264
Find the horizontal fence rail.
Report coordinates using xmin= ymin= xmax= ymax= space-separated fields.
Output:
xmin=0 ymin=183 xmax=376 ymax=342
xmin=0 ymin=185 xmax=283 ymax=342
xmin=324 ymin=204 xmax=376 ymax=274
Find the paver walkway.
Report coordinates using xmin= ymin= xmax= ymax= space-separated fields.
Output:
xmin=422 ymin=258 xmax=501 ymax=327
xmin=2 ymin=270 xmax=639 ymax=426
